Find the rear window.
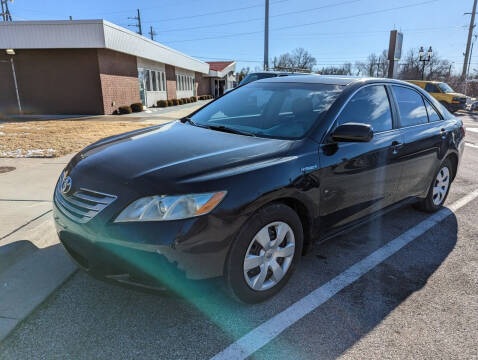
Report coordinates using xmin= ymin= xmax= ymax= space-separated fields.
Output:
xmin=240 ymin=73 xmax=277 ymax=85
xmin=392 ymin=86 xmax=428 ymax=127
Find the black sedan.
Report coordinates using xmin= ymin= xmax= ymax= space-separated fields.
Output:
xmin=53 ymin=76 xmax=465 ymax=303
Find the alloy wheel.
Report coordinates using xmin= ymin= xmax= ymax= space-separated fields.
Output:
xmin=432 ymin=166 xmax=450 ymax=206
xmin=243 ymin=221 xmax=295 ymax=291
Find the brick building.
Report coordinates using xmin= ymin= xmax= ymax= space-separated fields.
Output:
xmin=0 ymin=20 xmax=223 ymax=115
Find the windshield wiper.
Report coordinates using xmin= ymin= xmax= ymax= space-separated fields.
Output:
xmin=206 ymin=125 xmax=256 ymax=137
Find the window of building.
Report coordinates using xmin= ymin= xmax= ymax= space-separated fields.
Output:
xmin=176 ymin=75 xmax=180 ymax=90
xmin=392 ymin=86 xmax=428 ymax=127
xmin=152 ymin=71 xmax=158 ymax=91
xmin=145 ymin=70 xmax=151 ymax=91
xmin=337 ymin=85 xmax=393 ymax=133
xmin=161 ymin=72 xmax=166 ymax=91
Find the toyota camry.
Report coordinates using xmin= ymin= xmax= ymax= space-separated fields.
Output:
xmin=53 ymin=76 xmax=465 ymax=303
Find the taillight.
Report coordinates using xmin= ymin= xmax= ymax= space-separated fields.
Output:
xmin=461 ymin=125 xmax=466 ymax=138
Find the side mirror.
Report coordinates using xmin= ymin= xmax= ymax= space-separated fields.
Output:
xmin=331 ymin=122 xmax=373 ymax=142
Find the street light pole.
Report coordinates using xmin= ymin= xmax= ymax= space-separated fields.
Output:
xmin=5 ymin=49 xmax=22 ymax=114
xmin=418 ymin=46 xmax=433 ymax=80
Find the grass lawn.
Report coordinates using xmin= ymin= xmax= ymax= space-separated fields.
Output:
xmin=0 ymin=119 xmax=159 ymax=158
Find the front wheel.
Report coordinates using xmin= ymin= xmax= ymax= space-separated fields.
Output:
xmin=224 ymin=203 xmax=303 ymax=303
xmin=415 ymin=159 xmax=452 ymax=212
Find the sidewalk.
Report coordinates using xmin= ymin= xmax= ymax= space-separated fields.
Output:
xmin=0 ymin=154 xmax=77 ymax=341
xmin=1 ymin=100 xmax=211 ymax=123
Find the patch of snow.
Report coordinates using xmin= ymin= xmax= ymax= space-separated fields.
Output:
xmin=0 ymin=148 xmax=56 ymax=158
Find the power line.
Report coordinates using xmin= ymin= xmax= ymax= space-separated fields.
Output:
xmin=153 ymin=0 xmax=362 ymax=33
xmin=141 ymin=0 xmax=290 ymax=23
xmin=162 ymin=0 xmax=438 ymax=44
xmin=1 ymin=0 xmax=13 ymax=21
xmin=128 ymin=9 xmax=142 ymax=35
xmin=149 ymin=25 xmax=157 ymax=40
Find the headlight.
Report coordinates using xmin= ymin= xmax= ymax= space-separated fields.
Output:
xmin=114 ymin=191 xmax=227 ymax=222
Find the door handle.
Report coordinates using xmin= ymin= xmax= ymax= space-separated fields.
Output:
xmin=440 ymin=128 xmax=447 ymax=139
xmin=391 ymin=141 xmax=403 ymax=154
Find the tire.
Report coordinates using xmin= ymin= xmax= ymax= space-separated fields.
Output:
xmin=224 ymin=203 xmax=303 ymax=303
xmin=414 ymin=158 xmax=453 ymax=213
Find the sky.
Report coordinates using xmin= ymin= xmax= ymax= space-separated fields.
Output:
xmin=6 ymin=0 xmax=476 ymax=74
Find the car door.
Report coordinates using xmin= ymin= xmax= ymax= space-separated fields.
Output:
xmin=318 ymin=84 xmax=404 ymax=230
xmin=390 ymin=85 xmax=447 ymax=200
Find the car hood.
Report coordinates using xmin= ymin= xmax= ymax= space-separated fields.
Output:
xmin=66 ymin=121 xmax=293 ymax=192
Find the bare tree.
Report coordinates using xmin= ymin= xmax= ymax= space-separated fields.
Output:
xmin=398 ymin=48 xmax=452 ymax=81
xmin=355 ymin=50 xmax=388 ymax=77
xmin=237 ymin=67 xmax=250 ymax=82
xmin=318 ymin=63 xmax=352 ymax=75
xmin=273 ymin=48 xmax=316 ymax=71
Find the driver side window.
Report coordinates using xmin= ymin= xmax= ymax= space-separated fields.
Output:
xmin=337 ymin=85 xmax=393 ymax=133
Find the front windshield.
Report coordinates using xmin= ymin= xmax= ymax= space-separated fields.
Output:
xmin=190 ymin=82 xmax=344 ymax=139
xmin=438 ymin=83 xmax=455 ymax=93
xmin=239 ymin=73 xmax=277 ymax=86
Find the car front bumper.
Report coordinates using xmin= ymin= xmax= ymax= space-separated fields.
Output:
xmin=53 ymin=197 xmax=244 ymax=290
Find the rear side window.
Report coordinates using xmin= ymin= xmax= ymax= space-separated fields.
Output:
xmin=424 ymin=99 xmax=442 ymax=122
xmin=392 ymin=86 xmax=428 ymax=127
xmin=425 ymin=83 xmax=440 ymax=93
xmin=338 ymin=85 xmax=392 ymax=132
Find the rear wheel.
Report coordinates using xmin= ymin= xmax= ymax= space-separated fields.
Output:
xmin=224 ymin=203 xmax=303 ymax=303
xmin=415 ymin=159 xmax=452 ymax=212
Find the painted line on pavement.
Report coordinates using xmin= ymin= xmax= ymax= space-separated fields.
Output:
xmin=466 ymin=127 xmax=478 ymax=133
xmin=465 ymin=142 xmax=478 ymax=149
xmin=210 ymin=189 xmax=478 ymax=360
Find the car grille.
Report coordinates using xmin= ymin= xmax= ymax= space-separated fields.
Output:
xmin=54 ymin=180 xmax=117 ymax=223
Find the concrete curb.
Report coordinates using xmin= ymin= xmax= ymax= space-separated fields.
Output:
xmin=0 ymin=244 xmax=77 ymax=342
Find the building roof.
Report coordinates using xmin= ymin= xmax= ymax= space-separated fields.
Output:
xmin=207 ymin=61 xmax=234 ymax=71
xmin=205 ymin=61 xmax=236 ymax=78
xmin=0 ymin=20 xmax=209 ymax=74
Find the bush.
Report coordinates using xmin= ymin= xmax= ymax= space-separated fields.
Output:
xmin=130 ymin=103 xmax=143 ymax=112
xmin=182 ymin=98 xmax=190 ymax=104
xmin=178 ymin=99 xmax=184 ymax=105
xmin=118 ymin=105 xmax=132 ymax=114
xmin=157 ymin=100 xmax=168 ymax=107
xmin=172 ymin=99 xmax=180 ymax=106
xmin=190 ymin=96 xmax=197 ymax=102
xmin=167 ymin=99 xmax=174 ymax=106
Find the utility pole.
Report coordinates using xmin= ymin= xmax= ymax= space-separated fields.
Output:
xmin=1 ymin=0 xmax=13 ymax=21
xmin=148 ymin=26 xmax=157 ymax=41
xmin=263 ymin=0 xmax=269 ymax=71
xmin=128 ymin=9 xmax=142 ymax=35
xmin=462 ymin=0 xmax=478 ymax=79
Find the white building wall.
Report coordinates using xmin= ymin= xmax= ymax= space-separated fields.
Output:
xmin=175 ymin=67 xmax=195 ymax=99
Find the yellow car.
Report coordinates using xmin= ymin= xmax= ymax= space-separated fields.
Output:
xmin=407 ymin=80 xmax=466 ymax=113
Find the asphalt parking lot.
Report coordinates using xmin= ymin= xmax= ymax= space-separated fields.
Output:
xmin=0 ymin=113 xmax=477 ymax=360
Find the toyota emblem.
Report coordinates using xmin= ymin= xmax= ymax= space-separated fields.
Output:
xmin=61 ymin=176 xmax=72 ymax=195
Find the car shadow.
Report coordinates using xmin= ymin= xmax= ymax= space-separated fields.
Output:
xmin=0 ymin=205 xmax=459 ymax=360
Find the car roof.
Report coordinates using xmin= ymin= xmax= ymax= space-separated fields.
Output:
xmin=256 ymin=74 xmax=413 ymax=86
xmin=247 ymin=71 xmax=310 ymax=75
xmin=407 ymin=80 xmax=442 ymax=84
